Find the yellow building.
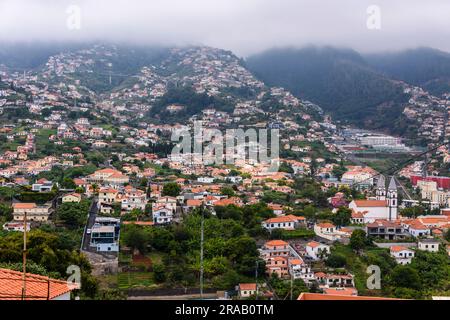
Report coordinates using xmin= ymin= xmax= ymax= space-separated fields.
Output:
xmin=62 ymin=193 xmax=82 ymax=203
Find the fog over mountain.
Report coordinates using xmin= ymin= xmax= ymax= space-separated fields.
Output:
xmin=1 ymin=0 xmax=450 ymax=56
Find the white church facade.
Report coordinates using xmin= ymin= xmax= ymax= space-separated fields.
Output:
xmin=349 ymin=175 xmax=398 ymax=224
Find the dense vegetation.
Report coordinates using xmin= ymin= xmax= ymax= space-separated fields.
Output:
xmin=121 ymin=208 xmax=268 ymax=290
xmin=365 ymin=47 xmax=450 ymax=95
xmin=246 ymin=46 xmax=409 ymax=131
xmin=148 ymin=86 xmax=234 ymax=122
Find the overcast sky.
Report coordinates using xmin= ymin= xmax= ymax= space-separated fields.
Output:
xmin=1 ymin=0 xmax=449 ymax=56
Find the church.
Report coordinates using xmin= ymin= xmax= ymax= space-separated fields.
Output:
xmin=349 ymin=175 xmax=398 ymax=224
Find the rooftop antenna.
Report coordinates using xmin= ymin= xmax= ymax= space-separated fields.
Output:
xmin=22 ymin=211 xmax=27 ymax=300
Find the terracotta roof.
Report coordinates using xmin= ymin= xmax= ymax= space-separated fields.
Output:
xmin=390 ymin=246 xmax=411 ymax=253
xmin=264 ymin=215 xmax=304 ymax=224
xmin=186 ymin=199 xmax=203 ymax=207
xmin=12 ymin=203 xmax=36 ymax=210
xmin=307 ymin=241 xmax=321 ymax=248
xmin=408 ymin=221 xmax=428 ymax=230
xmin=316 ymin=222 xmax=335 ymax=228
xmin=354 ymin=200 xmax=388 ymax=207
xmin=315 ymin=272 xmax=326 ymax=278
xmin=265 ymin=240 xmax=288 ymax=247
xmin=99 ymin=188 xmax=118 ymax=193
xmin=289 ymin=258 xmax=304 ymax=265
xmin=239 ymin=283 xmax=257 ymax=291
xmin=351 ymin=209 xmax=367 ymax=218
xmin=298 ymin=293 xmax=402 ymax=300
xmin=0 ymin=268 xmax=74 ymax=300
xmin=323 ymin=287 xmax=357 ymax=296
xmin=367 ymin=219 xmax=401 ymax=228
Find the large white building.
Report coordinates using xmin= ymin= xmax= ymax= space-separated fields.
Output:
xmin=349 ymin=175 xmax=398 ymax=223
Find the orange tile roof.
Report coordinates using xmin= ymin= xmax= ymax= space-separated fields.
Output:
xmin=317 ymin=222 xmax=335 ymax=228
xmin=354 ymin=200 xmax=388 ymax=207
xmin=12 ymin=203 xmax=36 ymax=210
xmin=289 ymin=258 xmax=304 ymax=265
xmin=265 ymin=240 xmax=288 ymax=247
xmin=0 ymin=268 xmax=74 ymax=300
xmin=239 ymin=283 xmax=257 ymax=291
xmin=390 ymin=246 xmax=412 ymax=253
xmin=99 ymin=188 xmax=118 ymax=193
xmin=298 ymin=293 xmax=402 ymax=300
xmin=264 ymin=215 xmax=304 ymax=224
xmin=307 ymin=241 xmax=321 ymax=248
xmin=408 ymin=221 xmax=428 ymax=230
xmin=186 ymin=199 xmax=203 ymax=207
xmin=323 ymin=287 xmax=357 ymax=296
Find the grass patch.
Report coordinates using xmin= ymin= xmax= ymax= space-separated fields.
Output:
xmin=117 ymin=272 xmax=156 ymax=290
xmin=281 ymin=228 xmax=316 ymax=240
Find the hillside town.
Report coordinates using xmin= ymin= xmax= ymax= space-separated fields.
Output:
xmin=0 ymin=44 xmax=449 ymax=301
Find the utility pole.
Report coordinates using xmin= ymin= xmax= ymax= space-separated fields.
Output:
xmin=22 ymin=211 xmax=27 ymax=300
xmin=290 ymin=275 xmax=293 ymax=300
xmin=200 ymin=207 xmax=204 ymax=299
xmin=255 ymin=260 xmax=259 ymax=299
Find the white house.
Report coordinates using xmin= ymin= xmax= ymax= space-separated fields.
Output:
xmin=390 ymin=246 xmax=415 ymax=265
xmin=238 ymin=283 xmax=257 ymax=298
xmin=152 ymin=205 xmax=174 ymax=225
xmin=417 ymin=239 xmax=440 ymax=253
xmin=313 ymin=222 xmax=343 ymax=241
xmin=262 ymin=215 xmax=306 ymax=231
xmin=198 ymin=177 xmax=215 ymax=184
xmin=3 ymin=222 xmax=31 ymax=232
xmin=305 ymin=241 xmax=331 ymax=260
xmin=406 ymin=221 xmax=431 ymax=238
xmin=289 ymin=258 xmax=315 ymax=282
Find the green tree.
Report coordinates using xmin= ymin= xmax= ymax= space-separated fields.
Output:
xmin=390 ymin=265 xmax=421 ymax=290
xmin=349 ymin=229 xmax=367 ymax=252
xmin=445 ymin=229 xmax=450 ymax=242
xmin=332 ymin=207 xmax=352 ymax=226
xmin=56 ymin=201 xmax=89 ymax=229
xmin=325 ymin=252 xmax=346 ymax=268
xmin=162 ymin=182 xmax=181 ymax=197
xmin=122 ymin=225 xmax=148 ymax=254
xmin=61 ymin=177 xmax=76 ymax=189
xmin=332 ymin=162 xmax=347 ymax=181
xmin=0 ymin=203 xmax=13 ymax=220
xmin=220 ymin=186 xmax=236 ymax=198
xmin=153 ymin=263 xmax=167 ymax=283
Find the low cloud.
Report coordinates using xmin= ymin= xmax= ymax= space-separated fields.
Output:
xmin=0 ymin=0 xmax=449 ymax=56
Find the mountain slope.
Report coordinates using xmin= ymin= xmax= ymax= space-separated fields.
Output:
xmin=246 ymin=46 xmax=408 ymax=130
xmin=365 ymin=47 xmax=450 ymax=95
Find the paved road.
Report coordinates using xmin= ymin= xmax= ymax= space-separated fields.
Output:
xmin=81 ymin=199 xmax=98 ymax=252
